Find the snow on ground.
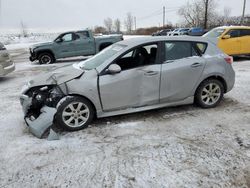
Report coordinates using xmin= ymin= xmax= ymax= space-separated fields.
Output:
xmin=0 ymin=50 xmax=250 ymax=187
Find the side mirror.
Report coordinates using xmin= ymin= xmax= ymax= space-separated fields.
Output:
xmin=107 ymin=64 xmax=121 ymax=74
xmin=55 ymin=38 xmax=63 ymax=43
xmin=222 ymin=35 xmax=231 ymax=39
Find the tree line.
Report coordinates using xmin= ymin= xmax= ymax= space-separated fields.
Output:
xmin=94 ymin=0 xmax=249 ymax=35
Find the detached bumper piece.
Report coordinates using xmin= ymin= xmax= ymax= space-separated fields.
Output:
xmin=25 ymin=106 xmax=58 ymax=139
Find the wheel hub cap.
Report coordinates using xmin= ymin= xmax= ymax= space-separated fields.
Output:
xmin=201 ymin=83 xmax=221 ymax=105
xmin=62 ymin=102 xmax=90 ymax=128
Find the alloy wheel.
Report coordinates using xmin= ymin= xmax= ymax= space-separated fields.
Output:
xmin=62 ymin=102 xmax=90 ymax=128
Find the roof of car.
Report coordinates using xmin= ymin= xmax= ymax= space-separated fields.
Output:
xmin=118 ymin=36 xmax=209 ymax=46
xmin=215 ymin=25 xmax=250 ymax=29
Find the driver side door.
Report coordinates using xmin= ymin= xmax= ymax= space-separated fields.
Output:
xmin=55 ymin=33 xmax=76 ymax=58
xmin=99 ymin=43 xmax=161 ymax=111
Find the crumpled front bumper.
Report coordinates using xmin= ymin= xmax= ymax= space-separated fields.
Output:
xmin=20 ymin=95 xmax=59 ymax=139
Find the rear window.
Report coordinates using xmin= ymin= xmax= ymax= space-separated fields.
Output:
xmin=195 ymin=43 xmax=207 ymax=54
xmin=204 ymin=28 xmax=225 ymax=37
xmin=0 ymin=43 xmax=6 ymax=50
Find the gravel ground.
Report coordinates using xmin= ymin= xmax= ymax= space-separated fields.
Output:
xmin=0 ymin=52 xmax=250 ymax=188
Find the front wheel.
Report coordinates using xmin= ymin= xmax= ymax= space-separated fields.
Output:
xmin=55 ymin=96 xmax=95 ymax=131
xmin=195 ymin=79 xmax=224 ymax=108
xmin=38 ymin=53 xmax=55 ymax=64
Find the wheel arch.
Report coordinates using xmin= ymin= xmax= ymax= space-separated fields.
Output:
xmin=37 ymin=49 xmax=55 ymax=59
xmin=195 ymin=75 xmax=228 ymax=94
xmin=67 ymin=94 xmax=97 ymax=115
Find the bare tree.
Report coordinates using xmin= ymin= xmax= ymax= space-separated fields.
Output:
xmin=178 ymin=0 xmax=217 ymax=29
xmin=124 ymin=12 xmax=134 ymax=34
xmin=216 ymin=7 xmax=232 ymax=26
xmin=94 ymin=26 xmax=107 ymax=34
xmin=114 ymin=18 xmax=121 ymax=33
xmin=104 ymin=18 xmax=113 ymax=34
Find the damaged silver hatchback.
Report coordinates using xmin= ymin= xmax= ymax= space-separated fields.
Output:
xmin=20 ymin=36 xmax=235 ymax=138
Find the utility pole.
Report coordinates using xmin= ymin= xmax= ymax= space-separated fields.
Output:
xmin=0 ymin=0 xmax=2 ymax=26
xmin=163 ymin=6 xmax=166 ymax=28
xmin=134 ymin=16 xmax=137 ymax=31
xmin=241 ymin=0 xmax=247 ymax=25
xmin=204 ymin=0 xmax=209 ymax=29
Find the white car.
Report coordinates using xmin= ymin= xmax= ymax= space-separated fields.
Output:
xmin=0 ymin=42 xmax=15 ymax=76
xmin=168 ymin=28 xmax=190 ymax=36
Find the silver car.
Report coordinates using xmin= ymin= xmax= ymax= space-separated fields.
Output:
xmin=20 ymin=36 xmax=235 ymax=138
xmin=0 ymin=42 xmax=15 ymax=76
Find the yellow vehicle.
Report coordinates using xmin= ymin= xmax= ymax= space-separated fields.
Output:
xmin=203 ymin=26 xmax=250 ymax=56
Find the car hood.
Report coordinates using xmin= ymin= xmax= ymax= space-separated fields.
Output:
xmin=27 ymin=65 xmax=84 ymax=88
xmin=31 ymin=42 xmax=54 ymax=48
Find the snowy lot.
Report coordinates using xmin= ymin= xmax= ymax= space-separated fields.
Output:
xmin=0 ymin=49 xmax=250 ymax=187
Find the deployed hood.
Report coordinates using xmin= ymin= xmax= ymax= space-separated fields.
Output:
xmin=27 ymin=65 xmax=84 ymax=88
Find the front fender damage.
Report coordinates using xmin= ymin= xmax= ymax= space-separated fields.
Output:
xmin=25 ymin=106 xmax=58 ymax=139
xmin=21 ymin=93 xmax=60 ymax=140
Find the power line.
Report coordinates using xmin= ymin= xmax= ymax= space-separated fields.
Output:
xmin=137 ymin=8 xmax=180 ymax=21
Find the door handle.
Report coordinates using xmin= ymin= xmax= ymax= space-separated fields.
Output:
xmin=191 ymin=62 xmax=202 ymax=68
xmin=144 ymin=71 xmax=158 ymax=76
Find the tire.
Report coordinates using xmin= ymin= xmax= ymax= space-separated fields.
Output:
xmin=195 ymin=79 xmax=224 ymax=108
xmin=55 ymin=96 xmax=95 ymax=131
xmin=38 ymin=52 xmax=55 ymax=64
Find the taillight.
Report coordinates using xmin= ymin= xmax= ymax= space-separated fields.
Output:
xmin=224 ymin=56 xmax=233 ymax=64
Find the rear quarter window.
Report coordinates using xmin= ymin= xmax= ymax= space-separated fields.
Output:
xmin=195 ymin=43 xmax=207 ymax=54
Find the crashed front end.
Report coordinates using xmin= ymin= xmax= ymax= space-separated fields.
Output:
xmin=20 ymin=85 xmax=65 ymax=139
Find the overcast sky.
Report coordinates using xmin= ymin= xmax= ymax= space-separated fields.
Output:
xmin=0 ymin=0 xmax=249 ymax=31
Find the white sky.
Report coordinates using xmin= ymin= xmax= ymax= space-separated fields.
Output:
xmin=0 ymin=0 xmax=249 ymax=31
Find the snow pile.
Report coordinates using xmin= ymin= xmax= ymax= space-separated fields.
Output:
xmin=0 ymin=53 xmax=249 ymax=187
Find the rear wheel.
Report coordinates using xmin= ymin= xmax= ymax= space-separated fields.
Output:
xmin=55 ymin=96 xmax=95 ymax=131
xmin=195 ymin=79 xmax=224 ymax=108
xmin=38 ymin=53 xmax=55 ymax=64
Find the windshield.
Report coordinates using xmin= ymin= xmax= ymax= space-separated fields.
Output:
xmin=204 ymin=28 xmax=225 ymax=38
xmin=0 ymin=42 xmax=6 ymax=50
xmin=78 ymin=44 xmax=126 ymax=70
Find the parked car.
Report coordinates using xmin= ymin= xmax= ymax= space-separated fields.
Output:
xmin=203 ymin=26 xmax=250 ymax=56
xmin=0 ymin=42 xmax=15 ymax=76
xmin=152 ymin=29 xmax=172 ymax=36
xmin=20 ymin=36 xmax=235 ymax=138
xmin=168 ymin=28 xmax=190 ymax=36
xmin=188 ymin=27 xmax=205 ymax=36
xmin=29 ymin=30 xmax=123 ymax=64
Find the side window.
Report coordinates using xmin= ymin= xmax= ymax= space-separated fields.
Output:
xmin=165 ymin=42 xmax=195 ymax=61
xmin=240 ymin=29 xmax=250 ymax=37
xmin=62 ymin=33 xmax=73 ymax=42
xmin=226 ymin=30 xmax=240 ymax=38
xmin=115 ymin=44 xmax=158 ymax=71
xmin=73 ymin=33 xmax=80 ymax=40
xmin=77 ymin=31 xmax=90 ymax=38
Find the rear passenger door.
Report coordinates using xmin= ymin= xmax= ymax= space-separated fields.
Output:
xmin=75 ymin=31 xmax=95 ymax=56
xmin=160 ymin=41 xmax=206 ymax=102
